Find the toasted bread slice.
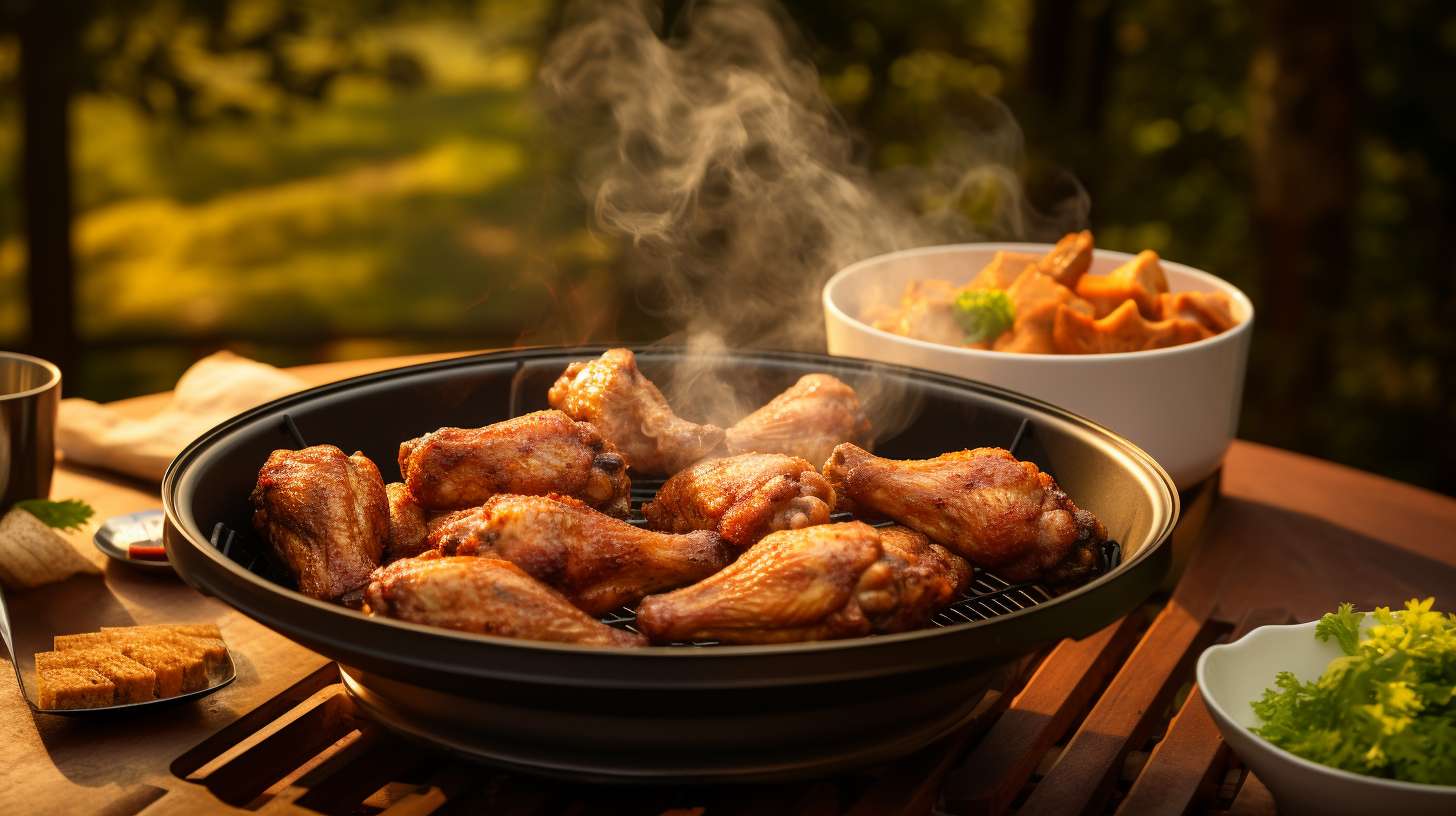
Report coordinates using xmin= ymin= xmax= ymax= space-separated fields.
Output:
xmin=98 ymin=626 xmax=227 ymax=669
xmin=103 ymin=623 xmax=222 ymax=640
xmin=110 ymin=643 xmax=198 ymax=696
xmin=35 ymin=648 xmax=156 ymax=704
xmin=54 ymin=632 xmax=205 ymax=696
xmin=36 ymin=666 xmax=115 ymax=710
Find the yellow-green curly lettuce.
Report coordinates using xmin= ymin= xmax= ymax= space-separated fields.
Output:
xmin=1251 ymin=598 xmax=1456 ymax=785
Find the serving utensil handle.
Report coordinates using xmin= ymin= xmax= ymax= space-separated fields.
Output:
xmin=0 ymin=582 xmax=13 ymax=660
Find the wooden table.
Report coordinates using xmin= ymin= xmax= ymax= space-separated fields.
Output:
xmin=2 ymin=352 xmax=1453 ymax=816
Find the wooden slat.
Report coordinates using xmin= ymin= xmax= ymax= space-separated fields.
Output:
xmin=139 ymin=788 xmax=255 ymax=816
xmin=288 ymin=727 xmax=426 ymax=814
xmin=171 ymin=662 xmax=340 ymax=779
xmin=199 ymin=693 xmax=360 ymax=806
xmin=846 ymin=680 xmax=1015 ymax=816
xmin=1014 ymin=526 xmax=1242 ymax=816
xmin=942 ymin=615 xmax=1144 ymax=815
xmin=1226 ymin=772 xmax=1276 ymax=816
xmin=1116 ymin=608 xmax=1293 ymax=816
xmin=377 ymin=765 xmax=479 ymax=816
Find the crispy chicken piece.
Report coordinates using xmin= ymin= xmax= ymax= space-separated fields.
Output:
xmin=251 ymin=445 xmax=388 ymax=601
xmin=967 ymin=250 xmax=1040 ymax=291
xmin=1075 ymin=250 xmax=1169 ymax=318
xmin=548 ymin=348 xmax=724 ymax=475
xmin=432 ymin=493 xmax=732 ymax=615
xmin=1036 ymin=230 xmax=1095 ymax=288
xmin=993 ymin=266 xmax=1096 ymax=354
xmin=824 ymin=444 xmax=1104 ymax=585
xmin=384 ymin=482 xmax=430 ymax=562
xmin=1157 ymin=290 xmax=1237 ymax=333
xmin=643 ymin=453 xmax=836 ymax=551
xmin=870 ymin=279 xmax=969 ymax=347
xmin=398 ymin=409 xmax=630 ymax=516
xmin=636 ymin=522 xmax=884 ymax=644
xmin=725 ymin=374 xmax=873 ymax=465
xmin=364 ymin=555 xmax=645 ymax=647
xmin=865 ymin=526 xmax=972 ymax=633
xmin=1053 ymin=300 xmax=1211 ymax=354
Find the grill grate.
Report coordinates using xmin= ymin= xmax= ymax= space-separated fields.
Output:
xmin=211 ymin=410 xmax=1120 ymax=642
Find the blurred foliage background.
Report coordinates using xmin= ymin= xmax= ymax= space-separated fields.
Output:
xmin=1 ymin=0 xmax=1453 ymax=494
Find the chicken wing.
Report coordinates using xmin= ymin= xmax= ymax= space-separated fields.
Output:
xmin=823 ymin=444 xmax=1104 ymax=584
xmin=432 ymin=493 xmax=733 ymax=615
xmin=384 ymin=482 xmax=430 ymax=562
xmin=548 ymin=348 xmax=724 ymax=475
xmin=725 ymin=374 xmax=873 ymax=465
xmin=643 ymin=453 xmax=835 ymax=551
xmin=635 ymin=521 xmax=884 ymax=644
xmin=398 ymin=409 xmax=630 ymax=516
xmin=865 ymin=526 xmax=971 ymax=633
xmin=251 ymin=445 xmax=389 ymax=601
xmin=364 ymin=555 xmax=645 ymax=647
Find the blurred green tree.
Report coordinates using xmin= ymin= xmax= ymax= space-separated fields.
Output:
xmin=3 ymin=0 xmax=468 ymax=375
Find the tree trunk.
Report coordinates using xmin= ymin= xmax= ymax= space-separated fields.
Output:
xmin=18 ymin=3 xmax=79 ymax=378
xmin=1247 ymin=0 xmax=1358 ymax=447
xmin=1027 ymin=0 xmax=1072 ymax=106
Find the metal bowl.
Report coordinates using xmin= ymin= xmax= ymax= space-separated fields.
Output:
xmin=162 ymin=346 xmax=1177 ymax=782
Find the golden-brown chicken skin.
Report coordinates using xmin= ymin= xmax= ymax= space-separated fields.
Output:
xmin=364 ymin=555 xmax=645 ymax=647
xmin=725 ymin=374 xmax=872 ymax=466
xmin=823 ymin=444 xmax=1104 ymax=585
xmin=635 ymin=521 xmax=885 ymax=644
xmin=398 ymin=409 xmax=630 ymax=516
xmin=548 ymin=348 xmax=724 ymax=475
xmin=384 ymin=482 xmax=431 ymax=562
xmin=251 ymin=445 xmax=389 ymax=601
xmin=866 ymin=526 xmax=972 ymax=633
xmin=432 ymin=493 xmax=733 ymax=615
xmin=643 ymin=453 xmax=835 ymax=551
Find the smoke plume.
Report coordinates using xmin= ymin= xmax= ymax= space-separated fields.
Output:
xmin=538 ymin=0 xmax=1088 ymax=426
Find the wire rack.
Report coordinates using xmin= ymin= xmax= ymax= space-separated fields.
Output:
xmin=211 ymin=407 xmax=1121 ymax=643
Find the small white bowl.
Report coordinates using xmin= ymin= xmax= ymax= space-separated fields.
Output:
xmin=823 ymin=244 xmax=1254 ymax=489
xmin=1197 ymin=621 xmax=1456 ymax=816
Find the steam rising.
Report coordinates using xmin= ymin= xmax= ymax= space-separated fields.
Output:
xmin=538 ymin=0 xmax=1089 ymax=430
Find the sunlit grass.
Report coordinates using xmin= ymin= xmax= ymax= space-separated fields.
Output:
xmin=0 ymin=28 xmax=610 ymax=348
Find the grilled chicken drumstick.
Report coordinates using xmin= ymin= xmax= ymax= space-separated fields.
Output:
xmin=636 ymin=521 xmax=881 ymax=644
xmin=548 ymin=348 xmax=724 ymax=475
xmin=251 ymin=445 xmax=389 ymax=602
xmin=869 ymin=525 xmax=972 ymax=633
xmin=365 ymin=555 xmax=645 ymax=647
xmin=636 ymin=521 xmax=967 ymax=644
xmin=823 ymin=444 xmax=1104 ymax=584
xmin=643 ymin=453 xmax=836 ymax=551
xmin=398 ymin=409 xmax=630 ymax=517
xmin=432 ymin=493 xmax=733 ymax=615
xmin=725 ymin=374 xmax=873 ymax=465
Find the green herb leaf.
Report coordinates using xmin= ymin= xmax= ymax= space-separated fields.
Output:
xmin=13 ymin=499 xmax=96 ymax=532
xmin=1315 ymin=601 xmax=1364 ymax=655
xmin=952 ymin=289 xmax=1015 ymax=344
xmin=1251 ymin=597 xmax=1456 ymax=786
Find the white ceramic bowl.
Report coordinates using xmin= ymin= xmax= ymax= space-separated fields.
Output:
xmin=823 ymin=244 xmax=1254 ymax=489
xmin=1198 ymin=621 xmax=1456 ymax=816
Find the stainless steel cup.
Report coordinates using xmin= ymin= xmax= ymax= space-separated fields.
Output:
xmin=0 ymin=352 xmax=61 ymax=510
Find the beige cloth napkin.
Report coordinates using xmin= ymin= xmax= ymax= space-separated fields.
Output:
xmin=57 ymin=351 xmax=306 ymax=482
